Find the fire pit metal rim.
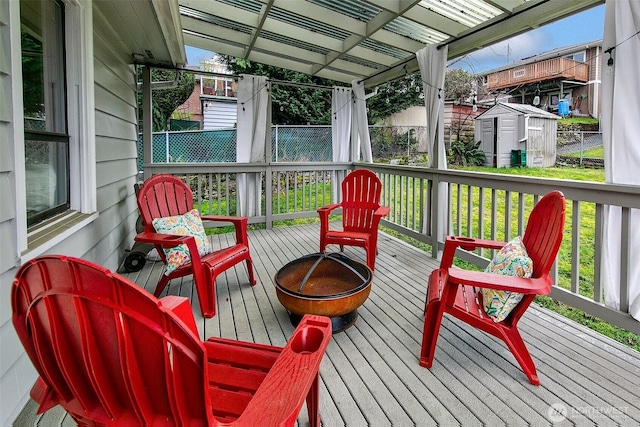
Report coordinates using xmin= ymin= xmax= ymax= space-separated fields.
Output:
xmin=274 ymin=252 xmax=372 ymax=300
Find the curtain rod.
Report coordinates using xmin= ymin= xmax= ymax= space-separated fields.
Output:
xmin=268 ymin=78 xmax=334 ymax=91
xmin=358 ymin=0 xmax=553 ymax=85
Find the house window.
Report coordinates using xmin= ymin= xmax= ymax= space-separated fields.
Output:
xmin=564 ymin=51 xmax=585 ymax=63
xmin=513 ymin=68 xmax=526 ymax=78
xmin=21 ymin=0 xmax=69 ymax=226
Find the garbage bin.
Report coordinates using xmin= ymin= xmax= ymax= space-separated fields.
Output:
xmin=510 ymin=149 xmax=526 ymax=167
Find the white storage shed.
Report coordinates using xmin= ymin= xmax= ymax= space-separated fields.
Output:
xmin=474 ymin=103 xmax=559 ymax=168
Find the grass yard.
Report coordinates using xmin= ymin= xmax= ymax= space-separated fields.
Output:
xmin=564 ymin=146 xmax=604 ymax=158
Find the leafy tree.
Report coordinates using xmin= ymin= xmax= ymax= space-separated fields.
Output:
xmin=220 ymin=56 xmax=337 ymax=125
xmin=444 ymin=68 xmax=475 ymax=101
xmin=138 ymin=68 xmax=196 ymax=131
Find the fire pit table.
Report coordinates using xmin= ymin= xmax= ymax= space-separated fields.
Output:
xmin=275 ymin=252 xmax=373 ymax=333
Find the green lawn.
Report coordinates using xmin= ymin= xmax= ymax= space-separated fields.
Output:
xmin=564 ymin=146 xmax=604 ymax=158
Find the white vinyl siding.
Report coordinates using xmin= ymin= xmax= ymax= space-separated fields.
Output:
xmin=1 ymin=1 xmax=142 ymax=423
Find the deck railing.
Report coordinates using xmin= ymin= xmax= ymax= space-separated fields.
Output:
xmin=486 ymin=57 xmax=589 ymax=90
xmin=143 ymin=162 xmax=639 ymax=333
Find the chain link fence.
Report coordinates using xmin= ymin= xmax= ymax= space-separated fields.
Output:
xmin=137 ymin=126 xmax=431 ymax=171
xmin=556 ymin=131 xmax=603 ymax=168
xmin=136 ymin=127 xmax=604 ymax=171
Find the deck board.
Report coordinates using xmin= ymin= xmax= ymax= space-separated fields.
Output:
xmin=14 ymin=222 xmax=640 ymax=426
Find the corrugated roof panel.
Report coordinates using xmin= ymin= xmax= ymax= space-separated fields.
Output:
xmin=340 ymin=55 xmax=386 ymax=70
xmin=385 ymin=16 xmax=449 ymax=44
xmin=183 ymin=29 xmax=247 ymax=48
xmin=269 ymin=7 xmax=350 ymax=40
xmin=180 ymin=6 xmax=254 ymax=33
xmin=359 ymin=39 xmax=412 ymax=59
xmin=308 ymin=0 xmax=380 ymax=22
xmin=215 ymin=0 xmax=262 ymax=14
xmin=419 ymin=0 xmax=502 ymax=27
xmin=260 ymin=31 xmax=331 ymax=55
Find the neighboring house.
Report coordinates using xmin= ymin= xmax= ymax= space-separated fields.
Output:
xmin=173 ymin=71 xmax=204 ymax=127
xmin=479 ymin=40 xmax=602 ymax=118
xmin=0 ymin=1 xmax=183 ymax=424
xmin=474 ymin=103 xmax=559 ymax=168
xmin=174 ymin=62 xmax=239 ymax=130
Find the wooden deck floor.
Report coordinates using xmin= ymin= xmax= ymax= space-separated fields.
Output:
xmin=15 ymin=223 xmax=640 ymax=426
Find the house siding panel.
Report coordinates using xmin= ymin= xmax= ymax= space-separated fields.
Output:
xmin=1 ymin=2 xmax=142 ymax=423
xmin=0 ymin=9 xmax=22 ymax=425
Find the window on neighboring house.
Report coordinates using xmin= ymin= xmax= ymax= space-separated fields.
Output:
xmin=21 ymin=0 xmax=69 ymax=227
xmin=564 ymin=51 xmax=586 ymax=63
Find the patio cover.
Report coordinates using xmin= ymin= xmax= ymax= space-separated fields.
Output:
xmin=237 ymin=74 xmax=270 ymax=216
xmin=601 ymin=0 xmax=640 ymax=321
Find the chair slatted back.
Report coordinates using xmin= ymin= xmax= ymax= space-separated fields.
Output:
xmin=522 ymin=191 xmax=566 ymax=279
xmin=137 ymin=174 xmax=194 ymax=234
xmin=341 ymin=169 xmax=383 ymax=233
xmin=12 ymin=256 xmax=210 ymax=426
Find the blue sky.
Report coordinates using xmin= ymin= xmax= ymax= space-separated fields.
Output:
xmin=185 ymin=4 xmax=605 ymax=76
xmin=455 ymin=4 xmax=605 ymax=74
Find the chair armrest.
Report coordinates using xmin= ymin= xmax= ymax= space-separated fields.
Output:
xmin=440 ymin=236 xmax=507 ymax=269
xmin=317 ymin=203 xmax=341 ymax=215
xmin=134 ymin=232 xmax=204 ymax=275
xmin=234 ymin=315 xmax=332 ymax=426
xmin=200 ymin=215 xmax=249 ymax=246
xmin=158 ymin=296 xmax=199 ymax=336
xmin=134 ymin=231 xmax=194 ymax=248
xmin=447 ymin=268 xmax=552 ymax=295
xmin=374 ymin=205 xmax=390 ymax=218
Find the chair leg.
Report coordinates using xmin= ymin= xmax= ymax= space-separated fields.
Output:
xmin=366 ymin=246 xmax=376 ymax=271
xmin=306 ymin=374 xmax=321 ymax=427
xmin=499 ymin=326 xmax=541 ymax=385
xmin=246 ymin=258 xmax=256 ymax=286
xmin=420 ymin=270 xmax=448 ymax=368
xmin=419 ymin=298 xmax=444 ymax=368
xmin=196 ymin=270 xmax=216 ymax=318
xmin=154 ymin=275 xmax=171 ymax=297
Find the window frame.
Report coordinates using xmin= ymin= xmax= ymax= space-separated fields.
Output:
xmin=16 ymin=0 xmax=96 ymax=258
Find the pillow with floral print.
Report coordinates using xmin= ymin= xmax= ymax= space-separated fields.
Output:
xmin=152 ymin=209 xmax=212 ymax=275
xmin=481 ymin=236 xmax=533 ymax=322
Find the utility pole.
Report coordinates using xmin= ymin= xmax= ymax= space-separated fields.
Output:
xmin=507 ymin=43 xmax=512 ymax=64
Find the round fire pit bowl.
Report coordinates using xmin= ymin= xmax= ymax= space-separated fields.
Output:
xmin=275 ymin=252 xmax=373 ymax=333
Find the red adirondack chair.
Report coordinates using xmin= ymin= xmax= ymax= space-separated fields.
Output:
xmin=420 ymin=191 xmax=566 ymax=385
xmin=135 ymin=174 xmax=256 ymax=318
xmin=318 ymin=169 xmax=390 ymax=270
xmin=12 ymin=255 xmax=332 ymax=426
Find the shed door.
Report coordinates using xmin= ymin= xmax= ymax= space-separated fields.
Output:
xmin=480 ymin=119 xmax=496 ymax=167
xmin=498 ymin=115 xmax=517 ymax=167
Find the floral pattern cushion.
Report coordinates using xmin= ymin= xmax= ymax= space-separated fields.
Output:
xmin=481 ymin=236 xmax=533 ymax=322
xmin=152 ymin=209 xmax=212 ymax=275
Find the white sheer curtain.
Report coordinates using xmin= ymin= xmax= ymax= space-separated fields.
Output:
xmin=236 ymin=74 xmax=270 ymax=217
xmin=331 ymin=86 xmax=352 ymax=201
xmin=351 ymin=80 xmax=373 ymax=163
xmin=601 ymin=0 xmax=640 ymax=321
xmin=416 ymin=44 xmax=448 ymax=240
